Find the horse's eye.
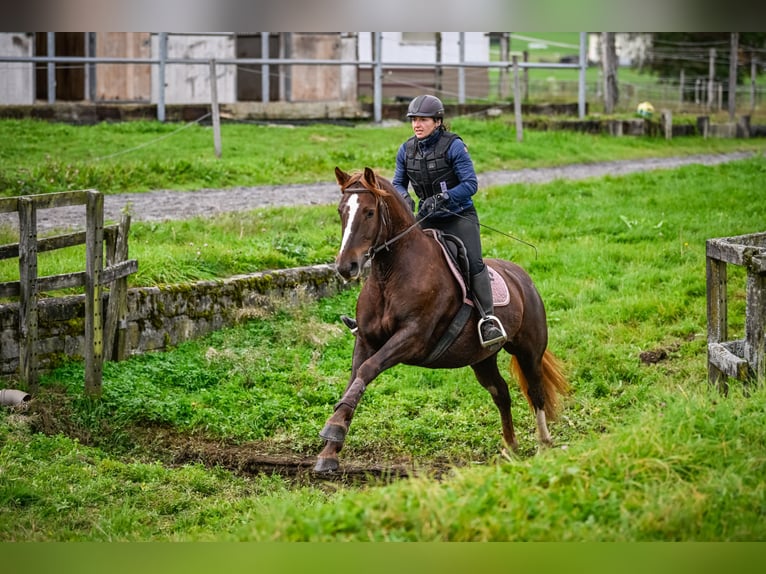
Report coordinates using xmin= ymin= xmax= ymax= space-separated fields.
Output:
xmin=365 ymin=209 xmax=375 ymax=219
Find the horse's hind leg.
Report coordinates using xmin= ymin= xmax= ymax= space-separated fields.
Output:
xmin=513 ymin=354 xmax=553 ymax=446
xmin=471 ymin=356 xmax=518 ymax=453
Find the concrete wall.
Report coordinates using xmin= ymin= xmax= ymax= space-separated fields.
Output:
xmin=0 ymin=264 xmax=347 ymax=378
xmin=0 ymin=33 xmax=34 ymax=104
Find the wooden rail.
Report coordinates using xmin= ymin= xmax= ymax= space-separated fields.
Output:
xmin=706 ymin=231 xmax=766 ymax=393
xmin=0 ymin=190 xmax=137 ymax=395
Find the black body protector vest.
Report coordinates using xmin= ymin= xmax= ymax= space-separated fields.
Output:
xmin=405 ymin=131 xmax=461 ymax=200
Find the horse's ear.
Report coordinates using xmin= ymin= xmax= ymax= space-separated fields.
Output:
xmin=335 ymin=167 xmax=350 ymax=186
xmin=363 ymin=167 xmax=377 ymax=187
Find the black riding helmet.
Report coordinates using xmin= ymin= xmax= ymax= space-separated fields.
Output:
xmin=406 ymin=95 xmax=444 ymax=119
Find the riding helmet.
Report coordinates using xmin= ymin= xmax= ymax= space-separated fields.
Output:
xmin=406 ymin=95 xmax=444 ymax=119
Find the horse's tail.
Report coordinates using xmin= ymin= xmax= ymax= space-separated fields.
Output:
xmin=511 ymin=350 xmax=570 ymax=420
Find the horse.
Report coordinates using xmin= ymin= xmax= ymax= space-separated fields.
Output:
xmin=314 ymin=166 xmax=569 ymax=473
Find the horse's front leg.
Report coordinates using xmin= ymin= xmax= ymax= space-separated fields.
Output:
xmin=314 ymin=330 xmax=418 ymax=473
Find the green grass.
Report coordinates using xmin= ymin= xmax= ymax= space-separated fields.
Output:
xmin=0 ymin=117 xmax=763 ymax=199
xmin=1 ymin=117 xmax=764 ymax=287
xmin=2 ymin=152 xmax=765 ymax=540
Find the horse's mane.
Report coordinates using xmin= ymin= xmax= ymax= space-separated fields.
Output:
xmin=342 ymin=168 xmax=416 ymax=226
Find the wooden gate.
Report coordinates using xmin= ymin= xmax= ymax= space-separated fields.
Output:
xmin=706 ymin=231 xmax=766 ymax=392
xmin=0 ymin=190 xmax=137 ymax=396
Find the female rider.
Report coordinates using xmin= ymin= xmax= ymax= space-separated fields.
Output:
xmin=343 ymin=94 xmax=506 ymax=348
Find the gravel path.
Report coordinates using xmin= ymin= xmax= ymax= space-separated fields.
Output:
xmin=1 ymin=151 xmax=757 ymax=233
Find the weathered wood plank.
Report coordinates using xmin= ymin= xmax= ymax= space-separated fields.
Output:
xmin=101 ymin=259 xmax=138 ymax=285
xmin=22 ymin=190 xmax=92 ymax=209
xmin=708 ymin=341 xmax=750 ymax=379
xmin=1 ymin=224 xmax=119 ymax=261
xmin=0 ymin=281 xmax=20 ymax=297
xmin=0 ymin=197 xmax=19 ymax=214
xmin=707 ymin=234 xmax=766 ymax=272
xmin=0 ymin=259 xmax=135 ymax=297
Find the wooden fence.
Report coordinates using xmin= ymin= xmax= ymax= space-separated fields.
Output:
xmin=0 ymin=190 xmax=136 ymax=395
xmin=706 ymin=231 xmax=766 ymax=393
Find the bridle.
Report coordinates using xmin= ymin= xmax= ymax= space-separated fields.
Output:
xmin=341 ymin=183 xmax=428 ymax=261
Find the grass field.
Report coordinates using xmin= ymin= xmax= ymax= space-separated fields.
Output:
xmin=1 ymin=119 xmax=766 ymax=541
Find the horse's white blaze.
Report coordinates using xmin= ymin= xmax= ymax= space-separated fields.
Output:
xmin=339 ymin=194 xmax=360 ymax=258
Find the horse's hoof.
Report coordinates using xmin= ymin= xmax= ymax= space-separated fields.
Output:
xmin=319 ymin=423 xmax=347 ymax=443
xmin=314 ymin=457 xmax=339 ymax=473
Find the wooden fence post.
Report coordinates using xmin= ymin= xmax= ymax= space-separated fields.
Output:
xmin=706 ymin=256 xmax=728 ymax=393
xmin=84 ymin=191 xmax=104 ymax=396
xmin=18 ymin=198 xmax=39 ymax=393
xmin=103 ymin=214 xmax=132 ymax=362
xmin=745 ymin=266 xmax=766 ymax=382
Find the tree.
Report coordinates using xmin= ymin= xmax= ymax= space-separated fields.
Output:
xmin=602 ymin=32 xmax=618 ymax=113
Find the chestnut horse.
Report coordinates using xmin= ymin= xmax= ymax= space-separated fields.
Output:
xmin=314 ymin=167 xmax=569 ymax=473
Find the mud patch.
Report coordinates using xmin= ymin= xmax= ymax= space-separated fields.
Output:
xmin=639 ymin=338 xmax=691 ymax=365
xmin=24 ymin=385 xmax=446 ymax=487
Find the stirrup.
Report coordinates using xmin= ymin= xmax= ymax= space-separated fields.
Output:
xmin=340 ymin=314 xmax=358 ymax=335
xmin=478 ymin=315 xmax=506 ymax=347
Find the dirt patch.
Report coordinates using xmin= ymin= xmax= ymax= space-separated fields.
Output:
xmin=24 ymin=385 xmax=444 ymax=487
xmin=639 ymin=339 xmax=690 ymax=365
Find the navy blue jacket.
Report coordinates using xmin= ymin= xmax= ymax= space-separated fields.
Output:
xmin=392 ymin=128 xmax=479 ymax=219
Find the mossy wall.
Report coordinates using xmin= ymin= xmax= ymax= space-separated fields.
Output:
xmin=0 ymin=264 xmax=346 ymax=377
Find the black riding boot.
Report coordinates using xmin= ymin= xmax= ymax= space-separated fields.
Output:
xmin=471 ymin=267 xmax=507 ymax=347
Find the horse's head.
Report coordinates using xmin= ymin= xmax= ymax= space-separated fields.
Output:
xmin=334 ymin=166 xmax=411 ymax=281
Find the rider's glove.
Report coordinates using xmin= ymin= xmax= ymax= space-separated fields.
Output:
xmin=419 ymin=192 xmax=448 ymax=217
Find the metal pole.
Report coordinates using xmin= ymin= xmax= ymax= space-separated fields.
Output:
xmin=578 ymin=32 xmax=587 ymax=118
xmin=261 ymin=32 xmax=270 ymax=103
xmin=158 ymin=32 xmax=167 ymax=122
xmin=458 ymin=32 xmax=465 ymax=104
xmin=373 ymin=32 xmax=382 ymax=123
xmin=47 ymin=32 xmax=55 ymax=104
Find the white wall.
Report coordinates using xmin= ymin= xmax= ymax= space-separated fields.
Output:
xmin=357 ymin=32 xmax=489 ymax=63
xmin=151 ymin=34 xmax=237 ymax=104
xmin=0 ymin=33 xmax=34 ymax=104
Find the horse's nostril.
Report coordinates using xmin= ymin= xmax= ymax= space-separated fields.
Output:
xmin=348 ymin=261 xmax=359 ymax=277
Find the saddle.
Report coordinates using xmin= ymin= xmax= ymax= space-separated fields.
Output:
xmin=423 ymin=228 xmax=509 ymax=307
xmin=421 ymin=230 xmax=510 ymax=365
